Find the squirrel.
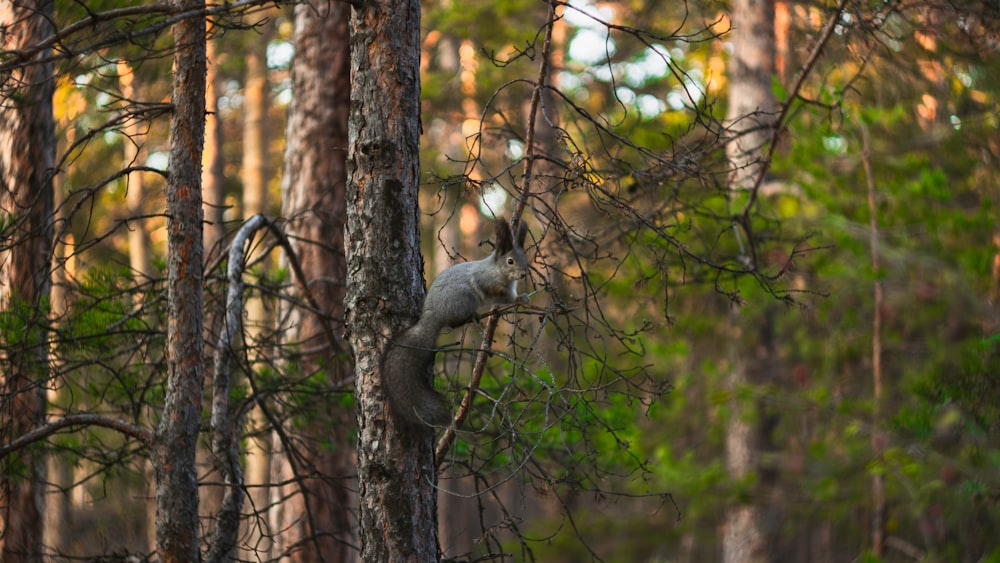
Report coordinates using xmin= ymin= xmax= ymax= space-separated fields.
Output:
xmin=382 ymin=217 xmax=530 ymax=427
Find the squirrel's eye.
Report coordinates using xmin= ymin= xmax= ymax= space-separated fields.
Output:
xmin=507 ymin=257 xmax=514 ymax=265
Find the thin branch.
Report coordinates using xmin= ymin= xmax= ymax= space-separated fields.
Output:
xmin=511 ymin=0 xmax=558 ymax=229
xmin=0 ymin=0 xmax=288 ymax=76
xmin=266 ymin=217 xmax=352 ymax=364
xmin=435 ymin=319 xmax=500 ymax=465
xmin=436 ymin=1 xmax=558 ymax=467
xmin=0 ymin=414 xmax=153 ymax=458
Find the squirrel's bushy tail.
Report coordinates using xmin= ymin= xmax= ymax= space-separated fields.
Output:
xmin=382 ymin=319 xmax=451 ymax=426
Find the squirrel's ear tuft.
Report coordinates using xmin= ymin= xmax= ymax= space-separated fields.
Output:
xmin=515 ymin=220 xmax=528 ymax=248
xmin=494 ymin=217 xmax=513 ymax=255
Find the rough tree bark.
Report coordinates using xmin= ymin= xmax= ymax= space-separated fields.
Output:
xmin=269 ymin=1 xmax=354 ymax=560
xmin=0 ymin=1 xmax=55 ymax=560
xmin=152 ymin=1 xmax=207 ymax=561
xmin=347 ymin=0 xmax=440 ymax=561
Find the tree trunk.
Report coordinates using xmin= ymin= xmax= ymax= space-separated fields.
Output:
xmin=153 ymin=2 xmax=206 ymax=561
xmin=861 ymin=127 xmax=886 ymax=557
xmin=238 ymin=17 xmax=274 ymax=561
xmin=242 ymin=19 xmax=270 ymax=224
xmin=0 ymin=1 xmax=55 ymax=560
xmin=348 ymin=0 xmax=440 ymax=561
xmin=118 ymin=61 xmax=152 ymax=280
xmin=722 ymin=0 xmax=778 ymax=561
xmin=203 ymin=30 xmax=227 ymax=258
xmin=269 ymin=2 xmax=354 ymax=561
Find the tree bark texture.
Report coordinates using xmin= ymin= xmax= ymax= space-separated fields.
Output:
xmin=0 ymin=1 xmax=55 ymax=560
xmin=269 ymin=2 xmax=354 ymax=561
xmin=153 ymin=2 xmax=206 ymax=561
xmin=347 ymin=1 xmax=440 ymax=561
xmin=722 ymin=0 xmax=777 ymax=562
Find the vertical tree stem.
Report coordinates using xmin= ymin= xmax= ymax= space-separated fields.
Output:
xmin=155 ymin=1 xmax=206 ymax=560
xmin=861 ymin=124 xmax=885 ymax=557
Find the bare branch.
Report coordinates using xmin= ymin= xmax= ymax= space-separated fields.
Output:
xmin=205 ymin=214 xmax=265 ymax=563
xmin=511 ymin=0 xmax=558 ymax=228
xmin=0 ymin=0 xmax=293 ymax=77
xmin=0 ymin=414 xmax=153 ymax=459
xmin=435 ymin=317 xmax=500 ymax=466
xmin=205 ymin=213 xmax=354 ymax=561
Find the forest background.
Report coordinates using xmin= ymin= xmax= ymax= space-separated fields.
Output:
xmin=0 ymin=0 xmax=998 ymax=561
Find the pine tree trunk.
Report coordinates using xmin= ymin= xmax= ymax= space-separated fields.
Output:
xmin=269 ymin=2 xmax=354 ymax=561
xmin=240 ymin=6 xmax=272 ymax=372
xmin=153 ymin=2 xmax=207 ymax=561
xmin=722 ymin=0 xmax=777 ymax=561
xmin=348 ymin=1 xmax=440 ymax=561
xmin=0 ymin=1 xmax=55 ymax=560
xmin=203 ymin=31 xmax=227 ymax=257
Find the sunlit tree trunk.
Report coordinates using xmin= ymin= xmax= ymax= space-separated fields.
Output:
xmin=722 ymin=0 xmax=778 ymax=561
xmin=348 ymin=0 xmax=440 ymax=560
xmin=152 ymin=1 xmax=206 ymax=560
xmin=198 ymin=29 xmax=229 ymax=555
xmin=268 ymin=2 xmax=354 ymax=561
xmin=240 ymin=7 xmax=272 ymax=364
xmin=203 ymin=30 xmax=227 ymax=258
xmin=118 ymin=61 xmax=152 ymax=280
xmin=242 ymin=21 xmax=270 ymax=227
xmin=0 ymin=1 xmax=55 ymax=560
xmin=43 ymin=166 xmax=68 ymax=556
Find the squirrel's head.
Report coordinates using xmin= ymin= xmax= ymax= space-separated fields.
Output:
xmin=493 ymin=218 xmax=529 ymax=281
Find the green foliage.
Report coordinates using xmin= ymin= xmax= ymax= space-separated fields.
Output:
xmin=0 ymin=294 xmax=49 ymax=352
xmin=62 ymin=267 xmax=144 ymax=353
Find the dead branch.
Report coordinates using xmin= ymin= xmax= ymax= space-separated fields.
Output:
xmin=0 ymin=414 xmax=153 ymax=459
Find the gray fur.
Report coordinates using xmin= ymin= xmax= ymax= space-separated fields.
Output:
xmin=382 ymin=219 xmax=529 ymax=427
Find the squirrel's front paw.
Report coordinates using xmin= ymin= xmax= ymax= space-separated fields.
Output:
xmin=515 ymin=294 xmax=529 ymax=306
